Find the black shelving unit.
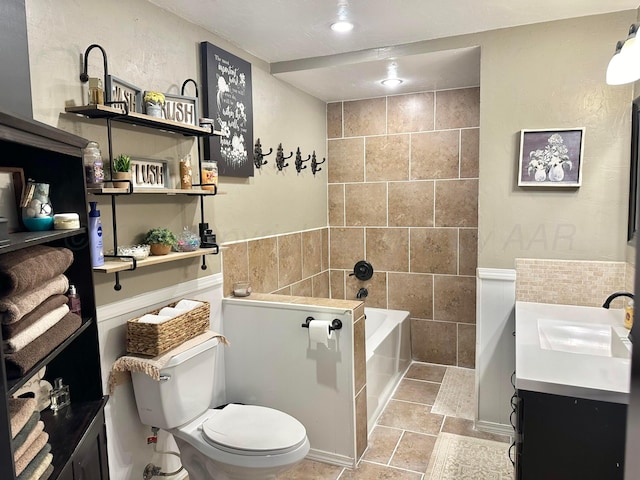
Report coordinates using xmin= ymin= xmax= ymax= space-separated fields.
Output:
xmin=0 ymin=108 xmax=108 ymax=480
xmin=64 ymin=104 xmax=221 ymax=290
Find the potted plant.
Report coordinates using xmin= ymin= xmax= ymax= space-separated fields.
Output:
xmin=143 ymin=227 xmax=177 ymax=256
xmin=144 ymin=91 xmax=165 ymax=118
xmin=112 ymin=154 xmax=132 ymax=189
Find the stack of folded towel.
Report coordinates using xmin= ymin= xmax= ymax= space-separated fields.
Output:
xmin=0 ymin=245 xmax=82 ymax=379
xmin=9 ymin=397 xmax=53 ymax=480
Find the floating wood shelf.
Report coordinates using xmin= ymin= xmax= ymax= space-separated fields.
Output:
xmin=93 ymin=247 xmax=218 ymax=273
xmin=87 ymin=186 xmax=224 ymax=195
xmin=65 ymin=104 xmax=223 ymax=137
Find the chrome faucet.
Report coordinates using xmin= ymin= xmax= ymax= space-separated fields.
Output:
xmin=356 ymin=287 xmax=368 ymax=299
xmin=602 ymin=291 xmax=634 ymax=309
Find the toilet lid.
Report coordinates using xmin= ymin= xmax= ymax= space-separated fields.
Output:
xmin=202 ymin=404 xmax=307 ymax=453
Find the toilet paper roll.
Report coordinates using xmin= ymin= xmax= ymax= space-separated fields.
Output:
xmin=308 ymin=320 xmax=333 ymax=348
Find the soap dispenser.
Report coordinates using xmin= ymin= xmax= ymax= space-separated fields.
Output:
xmin=88 ymin=202 xmax=104 ymax=267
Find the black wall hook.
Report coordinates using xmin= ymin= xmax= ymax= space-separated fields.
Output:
xmin=295 ymin=147 xmax=311 ymax=173
xmin=80 ymin=44 xmax=110 ymax=102
xmin=276 ymin=143 xmax=293 ymax=171
xmin=181 ymin=78 xmax=199 ymax=97
xmin=311 ymin=151 xmax=326 ymax=176
xmin=253 ymin=138 xmax=272 ymax=169
xmin=301 ymin=316 xmax=343 ymax=332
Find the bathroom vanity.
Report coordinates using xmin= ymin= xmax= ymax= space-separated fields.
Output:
xmin=514 ymin=302 xmax=631 ymax=480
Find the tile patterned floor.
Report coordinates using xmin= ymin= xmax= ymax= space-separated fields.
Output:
xmin=277 ymin=363 xmax=513 ymax=480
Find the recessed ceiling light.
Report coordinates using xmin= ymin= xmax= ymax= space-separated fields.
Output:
xmin=381 ymin=78 xmax=403 ymax=87
xmin=330 ymin=20 xmax=354 ymax=32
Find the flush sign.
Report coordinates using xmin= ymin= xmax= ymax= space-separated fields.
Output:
xmin=131 ymin=159 xmax=168 ymax=188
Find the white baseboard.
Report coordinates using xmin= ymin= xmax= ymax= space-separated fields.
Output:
xmin=306 ymin=449 xmax=355 ymax=469
xmin=475 ymin=419 xmax=514 ymax=438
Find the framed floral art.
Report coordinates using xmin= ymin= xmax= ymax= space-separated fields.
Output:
xmin=518 ymin=128 xmax=585 ymax=187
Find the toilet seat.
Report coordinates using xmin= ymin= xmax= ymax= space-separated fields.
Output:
xmin=201 ymin=404 xmax=307 ymax=456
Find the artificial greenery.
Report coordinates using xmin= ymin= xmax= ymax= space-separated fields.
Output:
xmin=143 ymin=227 xmax=177 ymax=246
xmin=113 ymin=154 xmax=131 ymax=172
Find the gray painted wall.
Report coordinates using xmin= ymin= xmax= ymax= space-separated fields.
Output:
xmin=0 ymin=0 xmax=32 ymax=117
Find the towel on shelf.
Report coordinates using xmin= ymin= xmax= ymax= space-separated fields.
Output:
xmin=5 ymin=312 xmax=82 ymax=379
xmin=2 ymin=294 xmax=68 ymax=339
xmin=12 ymin=411 xmax=40 ymax=452
xmin=16 ymin=445 xmax=51 ymax=480
xmin=0 ymin=275 xmax=69 ymax=325
xmin=108 ymin=330 xmax=229 ymax=394
xmin=0 ymin=245 xmax=73 ymax=298
xmin=157 ymin=307 xmax=182 ymax=318
xmin=13 ymin=420 xmax=44 ymax=461
xmin=14 ymin=430 xmax=48 ymax=476
xmin=8 ymin=398 xmax=37 ymax=438
xmin=174 ymin=299 xmax=203 ymax=311
xmin=38 ymin=464 xmax=54 ymax=480
xmin=4 ymin=304 xmax=69 ymax=353
xmin=136 ymin=313 xmax=172 ymax=324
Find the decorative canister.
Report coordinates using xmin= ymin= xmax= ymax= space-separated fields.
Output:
xmin=180 ymin=155 xmax=193 ymax=189
xmin=21 ymin=181 xmax=54 ymax=231
xmin=53 ymin=213 xmax=80 ymax=230
xmin=201 ymin=161 xmax=218 ymax=191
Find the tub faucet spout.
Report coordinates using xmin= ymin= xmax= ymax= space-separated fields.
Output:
xmin=356 ymin=288 xmax=368 ymax=299
xmin=602 ymin=291 xmax=634 ymax=309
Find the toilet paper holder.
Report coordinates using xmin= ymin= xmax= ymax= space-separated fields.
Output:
xmin=301 ymin=316 xmax=343 ymax=331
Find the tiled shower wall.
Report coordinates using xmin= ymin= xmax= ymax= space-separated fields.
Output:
xmin=326 ymin=88 xmax=480 ymax=368
xmin=221 ymin=228 xmax=329 ymax=298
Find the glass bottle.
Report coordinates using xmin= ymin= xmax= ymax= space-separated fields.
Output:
xmin=88 ymin=77 xmax=105 ymax=105
xmin=83 ymin=141 xmax=104 ymax=187
xmin=201 ymin=160 xmax=218 ymax=191
xmin=50 ymin=377 xmax=71 ymax=412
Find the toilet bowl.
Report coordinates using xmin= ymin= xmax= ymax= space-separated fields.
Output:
xmin=131 ymin=336 xmax=309 ymax=480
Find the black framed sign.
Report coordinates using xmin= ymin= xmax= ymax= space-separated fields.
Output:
xmin=201 ymin=41 xmax=254 ymax=177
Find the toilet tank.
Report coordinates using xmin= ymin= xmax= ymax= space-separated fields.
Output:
xmin=131 ymin=336 xmax=219 ymax=429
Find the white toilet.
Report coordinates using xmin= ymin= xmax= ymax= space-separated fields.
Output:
xmin=130 ymin=336 xmax=310 ymax=480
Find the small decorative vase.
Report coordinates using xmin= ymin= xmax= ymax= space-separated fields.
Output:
xmin=22 ymin=181 xmax=54 ymax=231
xmin=145 ymin=102 xmax=163 ymax=118
xmin=149 ymin=243 xmax=171 ymax=256
xmin=534 ymin=169 xmax=547 ymax=182
xmin=548 ymin=164 xmax=565 ymax=182
xmin=112 ymin=171 xmax=132 ymax=189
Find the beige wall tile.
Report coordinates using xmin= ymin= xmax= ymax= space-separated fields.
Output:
xmin=312 ymin=271 xmax=330 ymax=298
xmin=411 ymin=130 xmax=460 ymax=180
xmin=302 ymin=229 xmax=322 ymax=278
xmin=345 ymin=183 xmax=387 ymax=226
xmin=435 ymin=87 xmax=480 ymax=129
xmin=327 ymin=102 xmax=342 ymax=139
xmin=459 ymin=228 xmax=478 ymax=276
xmin=388 ymin=272 xmax=433 ymax=319
xmin=460 ymin=128 xmax=479 ymax=178
xmin=248 ymin=237 xmax=278 ymax=293
xmin=410 ymin=228 xmax=457 ymax=275
xmin=328 ymin=184 xmax=345 ymax=226
xmin=387 ymin=92 xmax=435 ymax=134
xmin=330 ymin=269 xmax=345 ymax=299
xmin=344 ymin=97 xmax=386 ymax=137
xmin=330 ymin=228 xmax=365 ymax=270
xmin=411 ymin=319 xmax=457 ymax=365
xmin=458 ymin=323 xmax=476 ymax=368
xmin=347 ymin=271 xmax=387 ymax=308
xmin=365 ymin=135 xmax=410 ymax=181
xmin=321 ymin=228 xmax=329 ymax=272
xmin=355 ymin=386 xmax=368 ymax=460
xmin=222 ymin=241 xmax=248 ymax=297
xmin=366 ymin=228 xmax=409 ymax=272
xmin=291 ymin=277 xmax=313 ymax=297
xmin=274 ymin=285 xmax=292 ymax=295
xmin=388 ymin=181 xmax=434 ymax=227
xmin=435 ymin=179 xmax=478 ymax=227
xmin=278 ymin=233 xmax=303 ymax=288
xmin=434 ymin=275 xmax=476 ymax=323
xmin=328 ymin=138 xmax=365 ymax=183
xmin=354 ymin=316 xmax=366 ymax=393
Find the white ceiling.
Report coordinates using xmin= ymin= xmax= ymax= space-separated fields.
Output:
xmin=148 ymin=0 xmax=639 ymax=101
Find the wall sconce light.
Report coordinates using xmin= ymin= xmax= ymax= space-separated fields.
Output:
xmin=606 ymin=24 xmax=640 ymax=85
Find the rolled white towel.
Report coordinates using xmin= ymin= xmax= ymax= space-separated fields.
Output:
xmin=158 ymin=307 xmax=183 ymax=318
xmin=174 ymin=299 xmax=203 ymax=311
xmin=136 ymin=314 xmax=172 ymax=324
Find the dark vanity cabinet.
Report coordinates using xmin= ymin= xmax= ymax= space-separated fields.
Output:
xmin=0 ymin=109 xmax=109 ymax=480
xmin=515 ymin=389 xmax=627 ymax=480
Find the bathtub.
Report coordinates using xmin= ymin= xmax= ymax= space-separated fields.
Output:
xmin=365 ymin=307 xmax=411 ymax=433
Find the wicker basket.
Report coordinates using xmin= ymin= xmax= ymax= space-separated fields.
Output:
xmin=126 ymin=300 xmax=210 ymax=356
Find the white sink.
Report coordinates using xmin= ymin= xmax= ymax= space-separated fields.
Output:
xmin=538 ymin=318 xmax=631 ymax=359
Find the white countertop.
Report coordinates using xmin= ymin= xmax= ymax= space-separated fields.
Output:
xmin=515 ymin=301 xmax=632 ymax=404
